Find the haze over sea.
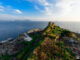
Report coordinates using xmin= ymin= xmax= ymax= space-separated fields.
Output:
xmin=0 ymin=21 xmax=80 ymax=41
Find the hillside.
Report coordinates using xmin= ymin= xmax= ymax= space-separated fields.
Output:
xmin=0 ymin=22 xmax=80 ymax=60
xmin=28 ymin=22 xmax=80 ymax=60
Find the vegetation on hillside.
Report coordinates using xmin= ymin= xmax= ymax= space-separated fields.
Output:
xmin=1 ymin=22 xmax=77 ymax=60
xmin=28 ymin=22 xmax=75 ymax=60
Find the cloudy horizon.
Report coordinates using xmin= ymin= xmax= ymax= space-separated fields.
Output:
xmin=0 ymin=0 xmax=80 ymax=21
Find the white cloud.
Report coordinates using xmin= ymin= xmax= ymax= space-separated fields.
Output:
xmin=0 ymin=5 xmax=4 ymax=12
xmin=0 ymin=13 xmax=50 ymax=21
xmin=32 ymin=0 xmax=80 ymax=21
xmin=14 ymin=9 xmax=22 ymax=14
xmin=0 ymin=14 xmax=29 ymax=21
xmin=0 ymin=6 xmax=4 ymax=8
xmin=0 ymin=0 xmax=80 ymax=21
xmin=34 ymin=5 xmax=44 ymax=13
xmin=0 ymin=9 xmax=4 ymax=11
xmin=34 ymin=5 xmax=39 ymax=10
xmin=0 ymin=3 xmax=22 ymax=15
xmin=55 ymin=0 xmax=80 ymax=21
xmin=0 ymin=3 xmax=23 ymax=21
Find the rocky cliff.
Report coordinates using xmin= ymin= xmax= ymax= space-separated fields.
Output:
xmin=28 ymin=22 xmax=80 ymax=60
xmin=0 ymin=22 xmax=80 ymax=60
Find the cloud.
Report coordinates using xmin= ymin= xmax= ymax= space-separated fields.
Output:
xmin=0 ymin=5 xmax=4 ymax=12
xmin=14 ymin=9 xmax=22 ymax=14
xmin=0 ymin=3 xmax=22 ymax=14
xmin=0 ymin=13 xmax=51 ymax=21
xmin=29 ymin=0 xmax=80 ymax=21
xmin=0 ymin=6 xmax=4 ymax=8
xmin=0 ymin=14 xmax=29 ymax=21
xmin=0 ymin=9 xmax=4 ymax=11
xmin=0 ymin=0 xmax=80 ymax=21
xmin=55 ymin=0 xmax=80 ymax=21
xmin=34 ymin=5 xmax=44 ymax=13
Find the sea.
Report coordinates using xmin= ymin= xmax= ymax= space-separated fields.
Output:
xmin=0 ymin=21 xmax=80 ymax=41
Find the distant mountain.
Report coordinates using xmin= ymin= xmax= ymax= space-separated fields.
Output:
xmin=0 ymin=19 xmax=31 ymax=22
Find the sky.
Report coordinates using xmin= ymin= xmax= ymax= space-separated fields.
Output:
xmin=0 ymin=0 xmax=80 ymax=21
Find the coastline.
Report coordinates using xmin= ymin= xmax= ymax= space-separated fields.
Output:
xmin=0 ymin=22 xmax=80 ymax=60
xmin=0 ymin=28 xmax=43 ymax=43
xmin=0 ymin=28 xmax=43 ymax=55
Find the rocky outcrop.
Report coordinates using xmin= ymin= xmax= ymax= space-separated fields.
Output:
xmin=27 ymin=29 xmax=43 ymax=34
xmin=0 ymin=33 xmax=32 ymax=55
xmin=0 ymin=22 xmax=80 ymax=60
xmin=28 ymin=22 xmax=80 ymax=60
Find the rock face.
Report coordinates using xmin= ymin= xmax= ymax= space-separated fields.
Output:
xmin=0 ymin=33 xmax=32 ymax=55
xmin=48 ymin=22 xmax=55 ymax=28
xmin=27 ymin=29 xmax=43 ymax=34
xmin=31 ymin=37 xmax=75 ymax=60
xmin=43 ymin=22 xmax=61 ymax=42
xmin=0 ymin=22 xmax=80 ymax=60
xmin=28 ymin=22 xmax=80 ymax=60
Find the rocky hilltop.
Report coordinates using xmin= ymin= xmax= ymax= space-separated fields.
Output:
xmin=0 ymin=22 xmax=80 ymax=60
xmin=28 ymin=22 xmax=80 ymax=60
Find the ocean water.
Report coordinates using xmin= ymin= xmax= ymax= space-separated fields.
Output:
xmin=0 ymin=21 xmax=80 ymax=41
xmin=0 ymin=21 xmax=48 ymax=41
xmin=54 ymin=22 xmax=80 ymax=33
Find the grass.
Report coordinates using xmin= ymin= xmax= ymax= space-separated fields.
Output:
xmin=15 ymin=32 xmax=44 ymax=60
xmin=0 ymin=54 xmax=11 ymax=60
xmin=0 ymin=31 xmax=44 ymax=60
